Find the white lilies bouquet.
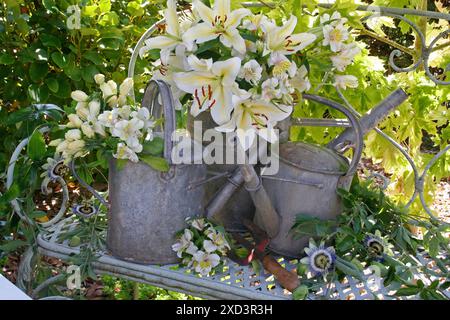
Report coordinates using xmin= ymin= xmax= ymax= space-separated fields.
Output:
xmin=142 ymin=0 xmax=361 ymax=150
xmin=49 ymin=75 xmax=168 ymax=171
xmin=172 ymin=218 xmax=231 ymax=276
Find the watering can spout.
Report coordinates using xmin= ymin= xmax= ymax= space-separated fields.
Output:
xmin=327 ymin=88 xmax=408 ymax=150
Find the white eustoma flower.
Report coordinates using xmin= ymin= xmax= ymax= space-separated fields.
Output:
xmin=263 ymin=15 xmax=316 ymax=59
xmin=193 ymin=251 xmax=221 ymax=276
xmin=216 ymin=96 xmax=292 ymax=150
xmin=334 ymin=74 xmax=358 ymax=90
xmin=290 ymin=65 xmax=311 ymax=93
xmin=117 ymin=78 xmax=134 ymax=106
xmin=111 ymin=118 xmax=144 ymax=150
xmin=261 ymin=78 xmax=281 ymax=101
xmin=183 ymin=0 xmax=251 ymax=54
xmin=143 ymin=0 xmax=185 ymax=54
xmin=94 ymin=73 xmax=105 ymax=85
xmin=330 ymin=43 xmax=361 ymax=72
xmin=114 ymin=142 xmax=139 ymax=163
xmin=171 ymin=229 xmax=194 ymax=258
xmin=65 ymin=129 xmax=82 ymax=142
xmin=203 ymin=240 xmax=218 ymax=253
xmin=320 ymin=11 xmax=347 ymax=26
xmin=98 ymin=109 xmax=119 ymax=128
xmin=100 ymin=80 xmax=118 ymax=107
xmin=173 ymin=57 xmax=242 ymax=125
xmin=323 ymin=23 xmax=349 ymax=52
xmin=71 ymin=90 xmax=89 ymax=102
xmin=67 ymin=114 xmax=83 ymax=128
xmin=238 ymin=59 xmax=262 ymax=85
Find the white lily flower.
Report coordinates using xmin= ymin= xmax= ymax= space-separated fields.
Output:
xmin=173 ymin=57 xmax=242 ymax=124
xmin=238 ymin=59 xmax=262 ymax=85
xmin=323 ymin=23 xmax=349 ymax=52
xmin=193 ymin=251 xmax=221 ymax=276
xmin=334 ymin=74 xmax=358 ymax=90
xmin=320 ymin=11 xmax=347 ymax=26
xmin=71 ymin=90 xmax=89 ymax=102
xmin=183 ymin=0 xmax=251 ymax=54
xmin=187 ymin=55 xmax=213 ymax=72
xmin=143 ymin=0 xmax=185 ymax=53
xmin=330 ymin=43 xmax=361 ymax=72
xmin=203 ymin=240 xmax=218 ymax=253
xmin=290 ymin=65 xmax=311 ymax=93
xmin=114 ymin=142 xmax=139 ymax=163
xmin=216 ymin=96 xmax=292 ymax=150
xmin=263 ymin=15 xmax=316 ymax=58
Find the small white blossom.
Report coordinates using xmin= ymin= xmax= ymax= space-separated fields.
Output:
xmin=192 ymin=251 xmax=220 ymax=276
xmin=71 ymin=90 xmax=89 ymax=102
xmin=323 ymin=23 xmax=349 ymax=52
xmin=238 ymin=59 xmax=262 ymax=84
xmin=334 ymin=74 xmax=358 ymax=90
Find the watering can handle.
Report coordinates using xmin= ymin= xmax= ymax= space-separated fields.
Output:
xmin=141 ymin=80 xmax=177 ymax=164
xmin=302 ymin=94 xmax=363 ymax=177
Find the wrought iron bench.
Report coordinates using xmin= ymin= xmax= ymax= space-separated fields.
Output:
xmin=6 ymin=3 xmax=450 ymax=300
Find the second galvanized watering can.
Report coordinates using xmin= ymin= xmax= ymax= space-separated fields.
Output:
xmin=208 ymin=89 xmax=408 ymax=258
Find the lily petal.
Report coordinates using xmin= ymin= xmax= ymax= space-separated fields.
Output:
xmin=173 ymin=71 xmax=216 ymax=94
xmin=144 ymin=35 xmax=179 ymax=51
xmin=225 ymin=8 xmax=251 ymax=29
xmin=210 ymin=85 xmax=234 ymax=124
xmin=214 ymin=0 xmax=230 ymax=20
xmin=182 ymin=22 xmax=217 ymax=47
xmin=193 ymin=0 xmax=214 ymax=24
xmin=165 ymin=0 xmax=180 ymax=37
xmin=211 ymin=57 xmax=241 ymax=86
xmin=220 ymin=29 xmax=246 ymax=54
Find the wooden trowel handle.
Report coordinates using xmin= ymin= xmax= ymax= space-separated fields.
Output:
xmin=261 ymin=255 xmax=300 ymax=293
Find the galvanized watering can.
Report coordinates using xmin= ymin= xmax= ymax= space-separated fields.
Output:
xmin=72 ymin=80 xmax=207 ymax=264
xmin=208 ymin=89 xmax=408 ymax=258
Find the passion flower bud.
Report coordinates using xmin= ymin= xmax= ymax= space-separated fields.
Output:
xmin=49 ymin=139 xmax=63 ymax=147
xmin=94 ymin=73 xmax=105 ymax=85
xmin=75 ymin=102 xmax=89 ymax=120
xmin=56 ymin=140 xmax=68 ymax=153
xmin=71 ymin=90 xmax=89 ymax=102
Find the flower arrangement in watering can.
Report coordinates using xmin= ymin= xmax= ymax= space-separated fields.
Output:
xmin=139 ymin=0 xmax=366 ymax=231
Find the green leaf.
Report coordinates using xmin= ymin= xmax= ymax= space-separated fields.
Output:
xmin=395 ymin=286 xmax=420 ymax=296
xmin=45 ymin=77 xmax=59 ymax=93
xmin=51 ymin=52 xmax=67 ymax=68
xmin=0 ymin=53 xmax=15 ymax=65
xmin=41 ymin=34 xmax=61 ymax=48
xmin=127 ymin=1 xmax=145 ymax=17
xmin=29 ymin=62 xmax=48 ymax=82
xmin=429 ymin=235 xmax=439 ymax=258
xmin=292 ymin=285 xmax=309 ymax=300
xmin=0 ymin=240 xmax=28 ymax=252
xmin=27 ymin=130 xmax=47 ymax=161
xmin=142 ymin=137 xmax=164 ymax=156
xmin=139 ymin=154 xmax=170 ymax=172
